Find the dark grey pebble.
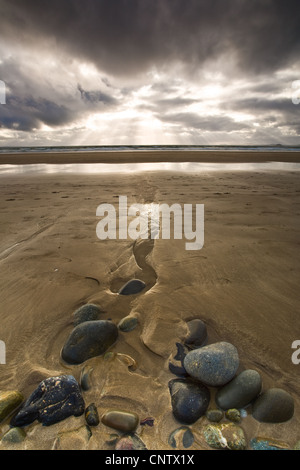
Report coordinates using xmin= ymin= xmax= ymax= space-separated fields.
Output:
xmin=252 ymin=388 xmax=294 ymax=423
xmin=169 ymin=343 xmax=188 ymax=377
xmin=85 ymin=403 xmax=100 ymax=427
xmin=215 ymin=369 xmax=262 ymax=410
xmin=168 ymin=426 xmax=194 ymax=449
xmin=10 ymin=375 xmax=85 ymax=427
xmin=61 ymin=320 xmax=118 ymax=365
xmin=206 ymin=409 xmax=224 ymax=423
xmin=118 ymin=279 xmax=146 ymax=295
xmin=169 ymin=378 xmax=210 ymax=424
xmin=185 ymin=319 xmax=207 ymax=349
xmin=183 ymin=342 xmax=239 ymax=387
xmin=73 ymin=304 xmax=104 ymax=327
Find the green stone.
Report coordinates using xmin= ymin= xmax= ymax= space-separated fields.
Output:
xmin=225 ymin=408 xmax=241 ymax=423
xmin=206 ymin=409 xmax=224 ymax=423
xmin=0 ymin=391 xmax=24 ymax=423
xmin=203 ymin=423 xmax=247 ymax=450
xmin=1 ymin=427 xmax=26 ymax=444
xmin=118 ymin=316 xmax=138 ymax=332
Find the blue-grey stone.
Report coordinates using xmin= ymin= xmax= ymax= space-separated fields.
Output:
xmin=73 ymin=304 xmax=104 ymax=327
xmin=215 ymin=369 xmax=262 ymax=410
xmin=183 ymin=342 xmax=239 ymax=387
xmin=169 ymin=378 xmax=210 ymax=424
xmin=118 ymin=279 xmax=146 ymax=295
xmin=10 ymin=375 xmax=85 ymax=427
xmin=185 ymin=319 xmax=207 ymax=349
xmin=250 ymin=437 xmax=289 ymax=450
xmin=61 ymin=320 xmax=118 ymax=365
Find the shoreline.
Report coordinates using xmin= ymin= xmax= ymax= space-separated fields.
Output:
xmin=0 ymin=150 xmax=300 ymax=165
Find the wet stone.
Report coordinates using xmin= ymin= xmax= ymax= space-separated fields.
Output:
xmin=115 ymin=434 xmax=147 ymax=450
xmin=206 ymin=409 xmax=224 ymax=423
xmin=168 ymin=426 xmax=194 ymax=449
xmin=1 ymin=427 xmax=26 ymax=444
xmin=203 ymin=423 xmax=247 ymax=450
xmin=0 ymin=391 xmax=24 ymax=423
xmin=183 ymin=342 xmax=239 ymax=387
xmin=118 ymin=315 xmax=138 ymax=332
xmin=252 ymin=388 xmax=294 ymax=424
xmin=10 ymin=375 xmax=85 ymax=427
xmin=85 ymin=403 xmax=100 ymax=427
xmin=73 ymin=303 xmax=104 ymax=327
xmin=185 ymin=319 xmax=207 ymax=349
xmin=225 ymin=409 xmax=241 ymax=423
xmin=118 ymin=279 xmax=146 ymax=295
xmin=101 ymin=409 xmax=140 ymax=433
xmin=215 ymin=369 xmax=262 ymax=410
xmin=169 ymin=378 xmax=210 ymax=425
xmin=250 ymin=437 xmax=289 ymax=451
xmin=61 ymin=320 xmax=118 ymax=365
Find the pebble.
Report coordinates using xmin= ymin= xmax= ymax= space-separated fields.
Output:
xmin=61 ymin=320 xmax=118 ymax=365
xmin=10 ymin=375 xmax=85 ymax=427
xmin=73 ymin=303 xmax=104 ymax=327
xmin=215 ymin=369 xmax=262 ymax=410
xmin=168 ymin=426 xmax=194 ymax=449
xmin=183 ymin=342 xmax=239 ymax=387
xmin=1 ymin=427 xmax=26 ymax=444
xmin=0 ymin=390 xmax=24 ymax=423
xmin=184 ymin=319 xmax=207 ymax=349
xmin=250 ymin=437 xmax=289 ymax=451
xmin=203 ymin=423 xmax=247 ymax=450
xmin=118 ymin=315 xmax=138 ymax=332
xmin=115 ymin=434 xmax=147 ymax=450
xmin=169 ymin=378 xmax=210 ymax=424
xmin=80 ymin=365 xmax=94 ymax=391
xmin=169 ymin=343 xmax=188 ymax=377
xmin=118 ymin=279 xmax=146 ymax=295
xmin=85 ymin=403 xmax=100 ymax=427
xmin=225 ymin=408 xmax=241 ymax=423
xmin=101 ymin=409 xmax=140 ymax=433
xmin=206 ymin=409 xmax=224 ymax=423
xmin=252 ymin=388 xmax=294 ymax=423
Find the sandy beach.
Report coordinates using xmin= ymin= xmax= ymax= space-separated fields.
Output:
xmin=0 ymin=150 xmax=300 ymax=450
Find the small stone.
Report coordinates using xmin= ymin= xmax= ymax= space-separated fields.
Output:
xmin=10 ymin=375 xmax=85 ymax=427
xmin=215 ymin=369 xmax=262 ymax=410
xmin=169 ymin=378 xmax=210 ymax=424
xmin=252 ymin=388 xmax=294 ymax=423
xmin=101 ymin=410 xmax=140 ymax=433
xmin=80 ymin=365 xmax=94 ymax=391
xmin=85 ymin=403 xmax=99 ymax=427
xmin=118 ymin=316 xmax=138 ymax=332
xmin=0 ymin=391 xmax=24 ymax=423
xmin=118 ymin=279 xmax=146 ymax=295
xmin=1 ymin=427 xmax=26 ymax=444
xmin=61 ymin=320 xmax=118 ymax=365
xmin=206 ymin=409 xmax=224 ymax=423
xmin=203 ymin=423 xmax=247 ymax=450
xmin=169 ymin=343 xmax=188 ymax=377
xmin=115 ymin=434 xmax=147 ymax=450
xmin=183 ymin=342 xmax=239 ymax=387
xmin=185 ymin=319 xmax=207 ymax=349
xmin=250 ymin=437 xmax=289 ymax=451
xmin=73 ymin=303 xmax=104 ymax=326
xmin=168 ymin=426 xmax=194 ymax=449
xmin=225 ymin=409 xmax=241 ymax=423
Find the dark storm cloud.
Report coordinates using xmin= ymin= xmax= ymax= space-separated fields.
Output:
xmin=1 ymin=0 xmax=300 ymax=77
xmin=158 ymin=112 xmax=250 ymax=132
xmin=77 ymin=84 xmax=117 ymax=106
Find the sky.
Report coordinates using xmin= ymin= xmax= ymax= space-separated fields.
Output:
xmin=0 ymin=0 xmax=300 ymax=147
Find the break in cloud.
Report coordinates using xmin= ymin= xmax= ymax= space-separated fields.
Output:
xmin=0 ymin=0 xmax=299 ymax=146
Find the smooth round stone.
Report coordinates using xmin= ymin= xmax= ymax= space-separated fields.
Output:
xmin=101 ymin=410 xmax=139 ymax=433
xmin=85 ymin=403 xmax=99 ymax=427
xmin=118 ymin=316 xmax=138 ymax=332
xmin=168 ymin=426 xmax=194 ymax=449
xmin=250 ymin=437 xmax=289 ymax=451
xmin=80 ymin=365 xmax=94 ymax=391
xmin=1 ymin=427 xmax=26 ymax=444
xmin=203 ymin=423 xmax=247 ymax=450
xmin=183 ymin=342 xmax=239 ymax=387
xmin=252 ymin=388 xmax=294 ymax=423
xmin=115 ymin=434 xmax=147 ymax=450
xmin=185 ymin=319 xmax=207 ymax=349
xmin=61 ymin=320 xmax=118 ymax=365
xmin=0 ymin=391 xmax=24 ymax=423
xmin=206 ymin=409 xmax=224 ymax=423
xmin=215 ymin=369 xmax=262 ymax=410
xmin=73 ymin=304 xmax=104 ymax=327
xmin=169 ymin=378 xmax=210 ymax=424
xmin=118 ymin=279 xmax=146 ymax=295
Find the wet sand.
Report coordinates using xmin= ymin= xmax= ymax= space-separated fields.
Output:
xmin=0 ymin=151 xmax=299 ymax=450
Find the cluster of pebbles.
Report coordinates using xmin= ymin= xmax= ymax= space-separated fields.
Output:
xmin=0 ymin=280 xmax=298 ymax=450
